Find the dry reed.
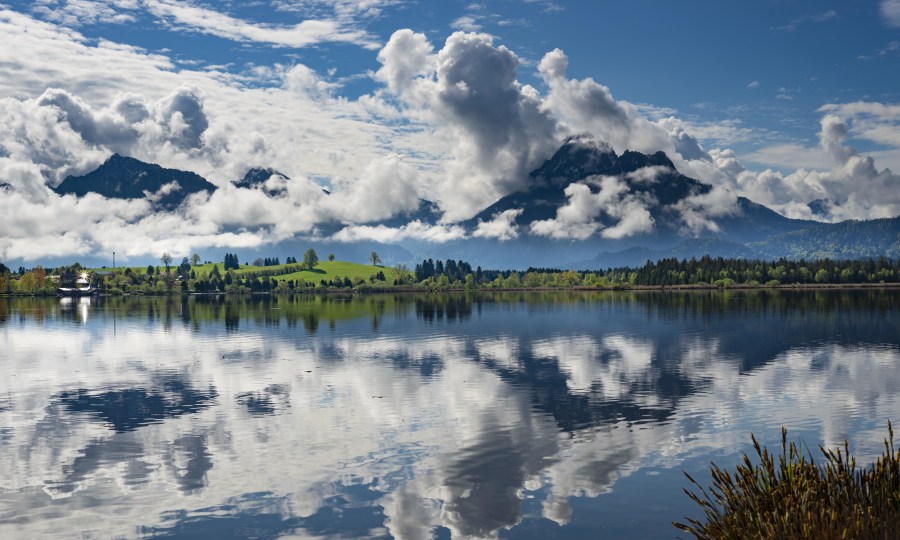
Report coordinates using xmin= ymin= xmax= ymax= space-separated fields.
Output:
xmin=674 ymin=423 xmax=900 ymax=539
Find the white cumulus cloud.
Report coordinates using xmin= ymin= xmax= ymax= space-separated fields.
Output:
xmin=473 ymin=209 xmax=523 ymax=241
xmin=530 ymin=176 xmax=655 ymax=240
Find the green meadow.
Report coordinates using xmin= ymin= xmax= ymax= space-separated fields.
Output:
xmin=93 ymin=260 xmax=399 ymax=283
xmin=269 ymin=261 xmax=400 ymax=283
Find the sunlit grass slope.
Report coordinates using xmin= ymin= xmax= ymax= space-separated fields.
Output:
xmin=93 ymin=260 xmax=398 ymax=282
xmin=272 ymin=261 xmax=399 ymax=283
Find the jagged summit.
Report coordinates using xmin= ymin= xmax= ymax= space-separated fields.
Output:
xmin=101 ymin=153 xmax=147 ymax=172
xmin=234 ymin=167 xmax=289 ymax=189
xmin=471 ymin=136 xmax=694 ymax=226
xmin=561 ymin=133 xmax=614 ymax=152
xmin=31 ymin=140 xmax=899 ymax=269
xmin=531 ymin=134 xmax=675 ymax=188
xmin=54 ymin=154 xmax=217 ymax=210
xmin=233 ymin=167 xmax=290 ymax=196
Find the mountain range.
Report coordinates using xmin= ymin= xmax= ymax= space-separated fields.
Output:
xmin=46 ymin=137 xmax=900 ymax=268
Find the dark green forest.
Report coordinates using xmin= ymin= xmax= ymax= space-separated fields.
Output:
xmin=2 ymin=253 xmax=899 ymax=296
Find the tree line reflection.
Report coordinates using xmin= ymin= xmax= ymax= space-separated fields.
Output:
xmin=2 ymin=291 xmax=900 ymax=538
xmin=2 ymin=289 xmax=898 ymax=329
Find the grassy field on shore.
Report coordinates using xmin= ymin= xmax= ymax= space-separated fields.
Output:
xmin=270 ymin=261 xmax=400 ymax=283
xmin=93 ymin=260 xmax=398 ymax=283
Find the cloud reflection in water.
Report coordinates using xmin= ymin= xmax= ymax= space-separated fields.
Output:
xmin=0 ymin=292 xmax=898 ymax=538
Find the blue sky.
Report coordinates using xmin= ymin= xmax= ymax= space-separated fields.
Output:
xmin=22 ymin=1 xmax=899 ymax=154
xmin=0 ymin=0 xmax=899 ymax=261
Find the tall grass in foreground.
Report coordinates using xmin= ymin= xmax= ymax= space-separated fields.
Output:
xmin=674 ymin=423 xmax=900 ymax=539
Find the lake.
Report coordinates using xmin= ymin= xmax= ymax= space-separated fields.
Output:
xmin=1 ymin=291 xmax=899 ymax=538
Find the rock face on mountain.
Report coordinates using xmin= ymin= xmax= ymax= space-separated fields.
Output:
xmin=44 ymin=143 xmax=900 ymax=269
xmin=54 ymin=154 xmax=217 ymax=210
xmin=467 ymin=134 xmax=812 ymax=245
xmin=233 ymin=167 xmax=289 ymax=196
xmin=405 ymin=134 xmax=900 ymax=268
xmin=529 ymin=135 xmax=675 ymax=188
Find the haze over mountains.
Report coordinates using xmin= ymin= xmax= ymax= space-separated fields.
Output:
xmin=43 ymin=135 xmax=900 ymax=269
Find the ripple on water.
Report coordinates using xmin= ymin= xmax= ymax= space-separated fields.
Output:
xmin=0 ymin=293 xmax=899 ymax=539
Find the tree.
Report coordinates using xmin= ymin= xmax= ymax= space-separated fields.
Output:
xmin=146 ymin=265 xmax=155 ymax=277
xmin=19 ymin=272 xmax=37 ymax=294
xmin=369 ymin=251 xmax=381 ymax=266
xmin=394 ymin=264 xmax=411 ymax=285
xmin=160 ymin=271 xmax=177 ymax=293
xmin=32 ymin=266 xmax=46 ymax=287
xmin=56 ymin=265 xmax=78 ymax=287
xmin=191 ymin=253 xmax=201 ymax=267
xmin=328 ymin=253 xmax=335 ymax=261
xmin=161 ymin=252 xmax=172 ymax=272
xmin=224 ymin=253 xmax=240 ymax=270
xmin=303 ymin=248 xmax=319 ymax=270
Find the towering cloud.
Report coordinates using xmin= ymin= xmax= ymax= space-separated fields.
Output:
xmin=538 ymin=49 xmax=676 ymax=160
xmin=720 ymin=113 xmax=900 ymax=221
xmin=326 ymin=154 xmax=421 ymax=223
xmin=36 ymin=88 xmax=141 ymax=150
xmin=152 ymin=86 xmax=209 ymax=150
xmin=377 ymin=30 xmax=558 ymax=220
xmin=28 ymin=85 xmax=210 ymax=171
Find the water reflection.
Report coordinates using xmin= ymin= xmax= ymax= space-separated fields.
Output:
xmin=0 ymin=291 xmax=898 ymax=538
xmin=57 ymin=376 xmax=218 ymax=432
xmin=236 ymin=384 xmax=291 ymax=416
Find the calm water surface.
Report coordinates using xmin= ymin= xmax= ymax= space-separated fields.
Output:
xmin=1 ymin=291 xmax=899 ymax=539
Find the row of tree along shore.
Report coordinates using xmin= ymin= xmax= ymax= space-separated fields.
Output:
xmin=2 ymin=252 xmax=900 ymax=296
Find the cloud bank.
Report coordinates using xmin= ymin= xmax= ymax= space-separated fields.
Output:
xmin=0 ymin=10 xmax=898 ymax=262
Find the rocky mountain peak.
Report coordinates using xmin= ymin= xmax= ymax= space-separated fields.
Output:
xmin=530 ymin=134 xmax=677 ymax=189
xmin=53 ymin=154 xmax=217 ymax=210
xmin=233 ymin=167 xmax=290 ymax=197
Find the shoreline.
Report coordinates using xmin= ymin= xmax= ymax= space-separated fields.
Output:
xmin=4 ymin=281 xmax=900 ymax=298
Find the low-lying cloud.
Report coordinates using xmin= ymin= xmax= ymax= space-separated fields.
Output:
xmin=0 ymin=10 xmax=899 ymax=263
xmin=473 ymin=209 xmax=523 ymax=241
xmin=530 ymin=176 xmax=656 ymax=240
xmin=717 ymin=113 xmax=900 ymax=221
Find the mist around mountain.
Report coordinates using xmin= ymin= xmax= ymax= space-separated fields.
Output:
xmin=37 ymin=136 xmax=900 ymax=269
xmin=232 ymin=168 xmax=292 ymax=197
xmin=53 ymin=154 xmax=217 ymax=211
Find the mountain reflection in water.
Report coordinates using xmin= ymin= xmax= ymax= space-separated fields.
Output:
xmin=0 ymin=291 xmax=898 ymax=538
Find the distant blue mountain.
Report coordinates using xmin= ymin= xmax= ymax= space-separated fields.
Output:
xmin=750 ymin=216 xmax=900 ymax=260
